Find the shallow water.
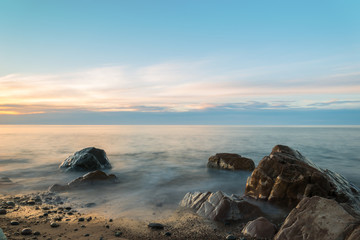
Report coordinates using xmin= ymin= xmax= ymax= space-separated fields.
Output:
xmin=0 ymin=125 xmax=359 ymax=219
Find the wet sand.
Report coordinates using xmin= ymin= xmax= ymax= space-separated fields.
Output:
xmin=0 ymin=193 xmax=252 ymax=240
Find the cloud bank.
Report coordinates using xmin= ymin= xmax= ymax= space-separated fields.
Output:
xmin=1 ymin=59 xmax=360 ymax=115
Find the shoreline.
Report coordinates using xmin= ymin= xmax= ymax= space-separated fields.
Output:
xmin=0 ymin=192 xmax=254 ymax=240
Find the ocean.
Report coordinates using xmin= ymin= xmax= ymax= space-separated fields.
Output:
xmin=0 ymin=125 xmax=359 ymax=219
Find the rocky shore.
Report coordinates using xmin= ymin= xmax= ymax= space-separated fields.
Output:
xmin=1 ymin=145 xmax=360 ymax=240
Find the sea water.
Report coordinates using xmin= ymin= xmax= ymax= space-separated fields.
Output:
xmin=0 ymin=125 xmax=359 ymax=219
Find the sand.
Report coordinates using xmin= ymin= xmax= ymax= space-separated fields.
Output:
xmin=0 ymin=193 xmax=250 ymax=240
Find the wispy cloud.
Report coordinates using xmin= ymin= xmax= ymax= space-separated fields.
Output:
xmin=1 ymin=59 xmax=360 ymax=114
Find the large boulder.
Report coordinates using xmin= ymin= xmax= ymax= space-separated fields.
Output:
xmin=59 ymin=147 xmax=112 ymax=171
xmin=208 ymin=153 xmax=255 ymax=171
xmin=179 ymin=191 xmax=264 ymax=222
xmin=274 ymin=196 xmax=357 ymax=240
xmin=241 ymin=217 xmax=277 ymax=239
xmin=245 ymin=145 xmax=360 ymax=211
xmin=49 ymin=170 xmax=118 ymax=192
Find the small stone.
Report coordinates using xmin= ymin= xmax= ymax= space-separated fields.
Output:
xmin=27 ymin=200 xmax=36 ymax=205
xmin=0 ymin=209 xmax=6 ymax=215
xmin=10 ymin=220 xmax=19 ymax=225
xmin=164 ymin=232 xmax=172 ymax=236
xmin=34 ymin=231 xmax=41 ymax=235
xmin=148 ymin=223 xmax=164 ymax=230
xmin=109 ymin=219 xmax=113 ymax=222
xmin=74 ymin=228 xmax=78 ymax=231
xmin=6 ymin=201 xmax=15 ymax=206
xmin=42 ymin=207 xmax=50 ymax=210
xmin=65 ymin=207 xmax=72 ymax=211
xmin=86 ymin=216 xmax=92 ymax=222
xmin=115 ymin=231 xmax=122 ymax=237
xmin=81 ymin=225 xmax=86 ymax=228
xmin=67 ymin=212 xmax=73 ymax=215
xmin=84 ymin=233 xmax=90 ymax=237
xmin=21 ymin=228 xmax=32 ymax=235
xmin=105 ymin=225 xmax=110 ymax=229
xmin=78 ymin=217 xmax=85 ymax=222
xmin=50 ymin=222 xmax=59 ymax=228
xmin=226 ymin=235 xmax=237 ymax=240
xmin=85 ymin=202 xmax=96 ymax=208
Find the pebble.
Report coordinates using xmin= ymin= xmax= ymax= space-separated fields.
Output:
xmin=85 ymin=203 xmax=96 ymax=208
xmin=34 ymin=231 xmax=41 ymax=235
xmin=84 ymin=233 xmax=90 ymax=237
xmin=10 ymin=220 xmax=19 ymax=225
xmin=109 ymin=219 xmax=113 ymax=222
xmin=148 ymin=223 xmax=164 ymax=230
xmin=78 ymin=217 xmax=85 ymax=222
xmin=115 ymin=231 xmax=122 ymax=237
xmin=105 ymin=225 xmax=110 ymax=229
xmin=226 ymin=235 xmax=237 ymax=240
xmin=81 ymin=225 xmax=86 ymax=228
xmin=6 ymin=201 xmax=15 ymax=207
xmin=164 ymin=232 xmax=172 ymax=236
xmin=21 ymin=228 xmax=33 ymax=235
xmin=0 ymin=209 xmax=7 ymax=215
xmin=27 ymin=200 xmax=36 ymax=205
xmin=86 ymin=216 xmax=92 ymax=222
xmin=74 ymin=228 xmax=78 ymax=231
xmin=50 ymin=222 xmax=60 ymax=228
xmin=65 ymin=207 xmax=72 ymax=211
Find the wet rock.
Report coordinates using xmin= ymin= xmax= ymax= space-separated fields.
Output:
xmin=180 ymin=191 xmax=264 ymax=222
xmin=148 ymin=223 xmax=164 ymax=229
xmin=59 ymin=147 xmax=112 ymax=171
xmin=274 ymin=196 xmax=357 ymax=240
xmin=78 ymin=217 xmax=85 ymax=222
xmin=245 ymin=145 xmax=360 ymax=211
xmin=208 ymin=153 xmax=255 ymax=171
xmin=85 ymin=202 xmax=96 ymax=208
xmin=49 ymin=170 xmax=118 ymax=192
xmin=6 ymin=201 xmax=15 ymax=207
xmin=21 ymin=228 xmax=32 ymax=235
xmin=241 ymin=217 xmax=277 ymax=239
xmin=0 ymin=209 xmax=6 ymax=215
xmin=50 ymin=222 xmax=59 ymax=228
xmin=10 ymin=220 xmax=19 ymax=225
xmin=226 ymin=235 xmax=236 ymax=240
xmin=347 ymin=225 xmax=360 ymax=240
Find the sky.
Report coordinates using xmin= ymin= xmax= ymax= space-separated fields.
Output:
xmin=0 ymin=0 xmax=359 ymax=124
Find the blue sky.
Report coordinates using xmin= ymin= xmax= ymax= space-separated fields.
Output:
xmin=0 ymin=0 xmax=359 ymax=124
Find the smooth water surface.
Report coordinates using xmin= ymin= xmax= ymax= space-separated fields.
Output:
xmin=0 ymin=125 xmax=359 ymax=219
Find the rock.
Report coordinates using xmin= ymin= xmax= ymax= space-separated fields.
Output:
xmin=115 ymin=231 xmax=122 ymax=237
xmin=0 ymin=176 xmax=11 ymax=183
xmin=10 ymin=220 xmax=19 ymax=225
xmin=0 ymin=228 xmax=6 ymax=240
xmin=226 ymin=235 xmax=236 ymax=240
xmin=208 ymin=153 xmax=255 ymax=171
xmin=21 ymin=228 xmax=32 ymax=235
xmin=164 ymin=232 xmax=172 ymax=237
xmin=180 ymin=191 xmax=264 ymax=222
xmin=78 ymin=217 xmax=85 ymax=222
xmin=49 ymin=170 xmax=118 ymax=192
xmin=241 ymin=217 xmax=277 ymax=239
xmin=347 ymin=225 xmax=360 ymax=240
xmin=274 ymin=196 xmax=357 ymax=240
xmin=6 ymin=201 xmax=15 ymax=207
xmin=68 ymin=170 xmax=118 ymax=188
xmin=34 ymin=231 xmax=40 ymax=236
xmin=27 ymin=200 xmax=35 ymax=205
xmin=85 ymin=202 xmax=96 ymax=208
xmin=0 ymin=209 xmax=6 ymax=215
xmin=148 ymin=223 xmax=164 ymax=229
xmin=59 ymin=147 xmax=112 ymax=171
xmin=245 ymin=145 xmax=360 ymax=211
xmin=50 ymin=222 xmax=59 ymax=228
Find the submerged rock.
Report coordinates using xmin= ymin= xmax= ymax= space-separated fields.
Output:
xmin=208 ymin=153 xmax=255 ymax=171
xmin=241 ymin=217 xmax=277 ymax=239
xmin=180 ymin=191 xmax=263 ymax=222
xmin=274 ymin=196 xmax=357 ymax=240
xmin=59 ymin=147 xmax=112 ymax=171
xmin=49 ymin=170 xmax=118 ymax=192
xmin=245 ymin=145 xmax=360 ymax=212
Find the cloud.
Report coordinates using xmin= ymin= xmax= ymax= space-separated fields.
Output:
xmin=1 ymin=59 xmax=360 ymax=114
